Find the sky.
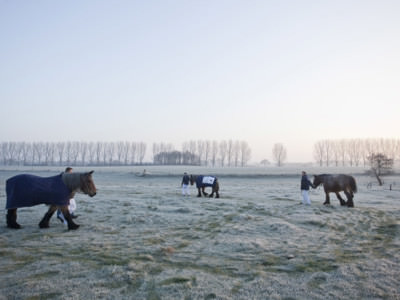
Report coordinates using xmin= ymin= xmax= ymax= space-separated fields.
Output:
xmin=1 ymin=0 xmax=399 ymax=163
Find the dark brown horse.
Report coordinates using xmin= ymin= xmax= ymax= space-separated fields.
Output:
xmin=6 ymin=171 xmax=96 ymax=230
xmin=313 ymin=174 xmax=357 ymax=207
xmin=190 ymin=175 xmax=220 ymax=198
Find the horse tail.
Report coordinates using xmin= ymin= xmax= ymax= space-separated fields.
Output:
xmin=215 ymin=180 xmax=219 ymax=191
xmin=349 ymin=176 xmax=357 ymax=193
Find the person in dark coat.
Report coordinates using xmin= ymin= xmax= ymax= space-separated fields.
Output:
xmin=301 ymin=171 xmax=314 ymax=205
xmin=181 ymin=172 xmax=190 ymax=196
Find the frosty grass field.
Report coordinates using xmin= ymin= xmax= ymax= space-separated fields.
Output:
xmin=0 ymin=165 xmax=399 ymax=299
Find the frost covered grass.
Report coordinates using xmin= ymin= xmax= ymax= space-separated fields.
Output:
xmin=0 ymin=166 xmax=399 ymax=299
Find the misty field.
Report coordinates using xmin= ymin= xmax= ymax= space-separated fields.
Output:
xmin=0 ymin=166 xmax=399 ymax=299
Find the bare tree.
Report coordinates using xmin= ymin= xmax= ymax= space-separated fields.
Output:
xmin=44 ymin=142 xmax=54 ymax=165
xmin=364 ymin=139 xmax=377 ymax=165
xmin=80 ymin=142 xmax=88 ymax=165
xmin=347 ymin=139 xmax=361 ymax=167
xmin=331 ymin=140 xmax=341 ymax=167
xmin=227 ymin=140 xmax=234 ymax=167
xmin=152 ymin=143 xmax=160 ymax=164
xmin=116 ymin=141 xmax=125 ymax=165
xmin=368 ymin=153 xmax=394 ymax=186
xmin=87 ymin=142 xmax=96 ymax=165
xmin=189 ymin=140 xmax=197 ymax=165
xmin=55 ymin=142 xmax=65 ymax=166
xmin=204 ymin=140 xmax=211 ymax=166
xmin=137 ymin=142 xmax=146 ymax=164
xmin=122 ymin=141 xmax=130 ymax=165
xmin=21 ymin=142 xmax=30 ymax=166
xmin=272 ymin=143 xmax=287 ymax=167
xmin=106 ymin=142 xmax=115 ymax=165
xmin=322 ymin=140 xmax=332 ymax=166
xmin=70 ymin=141 xmax=80 ymax=165
xmin=1 ymin=142 xmax=10 ymax=165
xmin=313 ymin=141 xmax=325 ymax=166
xmin=219 ymin=140 xmax=228 ymax=167
xmin=8 ymin=142 xmax=17 ymax=164
xmin=240 ymin=141 xmax=251 ymax=167
xmin=338 ymin=139 xmax=347 ymax=166
xmin=197 ymin=140 xmax=205 ymax=165
xmin=233 ymin=140 xmax=240 ymax=167
xmin=15 ymin=142 xmax=24 ymax=166
xmin=95 ymin=142 xmax=103 ymax=165
xmin=102 ymin=142 xmax=108 ymax=165
xmin=65 ymin=142 xmax=73 ymax=165
xmin=33 ymin=142 xmax=44 ymax=165
xmin=211 ymin=140 xmax=218 ymax=167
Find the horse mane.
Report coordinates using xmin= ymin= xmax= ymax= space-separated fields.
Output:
xmin=61 ymin=173 xmax=82 ymax=192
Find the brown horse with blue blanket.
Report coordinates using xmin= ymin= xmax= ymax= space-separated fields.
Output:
xmin=6 ymin=171 xmax=96 ymax=230
xmin=190 ymin=175 xmax=220 ymax=198
xmin=313 ymin=174 xmax=357 ymax=207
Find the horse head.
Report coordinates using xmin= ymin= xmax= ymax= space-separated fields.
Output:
xmin=312 ymin=175 xmax=323 ymax=188
xmin=80 ymin=171 xmax=97 ymax=197
xmin=189 ymin=175 xmax=195 ymax=185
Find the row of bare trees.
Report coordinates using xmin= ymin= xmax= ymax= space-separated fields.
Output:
xmin=313 ymin=138 xmax=400 ymax=167
xmin=152 ymin=140 xmax=252 ymax=167
xmin=0 ymin=141 xmax=147 ymax=166
xmin=0 ymin=140 xmax=252 ymax=167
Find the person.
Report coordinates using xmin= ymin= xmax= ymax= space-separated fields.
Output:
xmin=57 ymin=167 xmax=78 ymax=224
xmin=181 ymin=172 xmax=190 ymax=196
xmin=300 ymin=171 xmax=314 ymax=205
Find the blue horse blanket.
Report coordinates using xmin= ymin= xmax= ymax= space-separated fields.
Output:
xmin=195 ymin=176 xmax=217 ymax=188
xmin=6 ymin=174 xmax=71 ymax=209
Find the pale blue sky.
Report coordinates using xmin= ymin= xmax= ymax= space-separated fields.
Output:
xmin=1 ymin=0 xmax=399 ymax=162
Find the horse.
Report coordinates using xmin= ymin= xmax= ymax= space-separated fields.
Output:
xmin=5 ymin=171 xmax=96 ymax=230
xmin=189 ymin=175 xmax=220 ymax=198
xmin=313 ymin=174 xmax=357 ymax=207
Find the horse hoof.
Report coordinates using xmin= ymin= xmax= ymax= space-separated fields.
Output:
xmin=68 ymin=224 xmax=80 ymax=230
xmin=7 ymin=223 xmax=21 ymax=229
xmin=39 ymin=223 xmax=50 ymax=229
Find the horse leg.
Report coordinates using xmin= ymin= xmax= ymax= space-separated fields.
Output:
xmin=323 ymin=193 xmax=330 ymax=205
xmin=335 ymin=192 xmax=347 ymax=206
xmin=39 ymin=205 xmax=58 ymax=228
xmin=7 ymin=208 xmax=21 ymax=229
xmin=197 ymin=188 xmax=202 ymax=197
xmin=209 ymin=188 xmax=215 ymax=198
xmin=344 ymin=190 xmax=354 ymax=208
xmin=202 ymin=187 xmax=208 ymax=196
xmin=60 ymin=206 xmax=80 ymax=230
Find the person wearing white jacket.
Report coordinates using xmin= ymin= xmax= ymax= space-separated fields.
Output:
xmin=57 ymin=167 xmax=78 ymax=224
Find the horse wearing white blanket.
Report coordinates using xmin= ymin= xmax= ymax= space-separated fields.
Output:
xmin=189 ymin=175 xmax=220 ymax=198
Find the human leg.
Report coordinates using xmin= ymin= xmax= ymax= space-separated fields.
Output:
xmin=301 ymin=190 xmax=311 ymax=205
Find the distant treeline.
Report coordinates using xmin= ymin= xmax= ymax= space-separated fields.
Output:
xmin=153 ymin=140 xmax=251 ymax=167
xmin=313 ymin=138 xmax=400 ymax=167
xmin=0 ymin=140 xmax=252 ymax=167
xmin=0 ymin=141 xmax=146 ymax=166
